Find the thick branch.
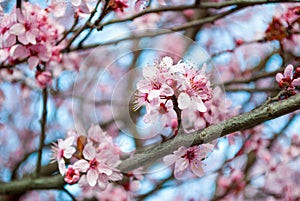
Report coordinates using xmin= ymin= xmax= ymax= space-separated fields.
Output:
xmin=0 ymin=175 xmax=64 ymax=195
xmin=118 ymin=93 xmax=300 ymax=172
xmin=1 ymin=93 xmax=300 ymax=195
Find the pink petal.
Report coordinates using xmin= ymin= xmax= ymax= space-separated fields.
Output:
xmin=10 ymin=44 xmax=29 ymax=59
xmin=18 ymin=33 xmax=29 ymax=45
xmin=275 ymin=73 xmax=284 ymax=82
xmin=175 ymin=158 xmax=189 ymax=172
xmin=83 ymin=143 xmax=95 ymax=160
xmin=28 ymin=56 xmax=39 ymax=70
xmin=284 ymin=64 xmax=294 ymax=78
xmin=178 ymin=92 xmax=191 ymax=109
xmin=87 ymin=169 xmax=98 ymax=187
xmin=190 ymin=160 xmax=204 ymax=177
xmin=26 ymin=31 xmax=36 ymax=45
xmin=73 ymin=160 xmax=89 ymax=172
xmin=9 ymin=23 xmax=25 ymax=35
xmin=292 ymin=78 xmax=300 ymax=86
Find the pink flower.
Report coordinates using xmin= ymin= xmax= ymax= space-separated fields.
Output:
xmin=51 ymin=136 xmax=76 ymax=175
xmin=135 ymin=56 xmax=212 ymax=131
xmin=0 ymin=2 xmax=64 ymax=70
xmin=164 ymin=145 xmax=213 ymax=179
xmin=177 ymin=65 xmax=212 ymax=113
xmin=144 ymin=101 xmax=177 ymax=128
xmin=276 ymin=64 xmax=300 ymax=89
xmin=73 ymin=142 xmax=122 ymax=189
xmin=35 ymin=71 xmax=52 ymax=88
xmin=64 ymin=165 xmax=80 ymax=184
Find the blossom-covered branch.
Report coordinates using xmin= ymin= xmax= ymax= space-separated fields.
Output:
xmin=118 ymin=92 xmax=300 ymax=172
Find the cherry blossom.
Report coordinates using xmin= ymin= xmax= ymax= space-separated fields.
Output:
xmin=163 ymin=144 xmax=213 ymax=179
xmin=64 ymin=165 xmax=80 ymax=184
xmin=73 ymin=142 xmax=122 ymax=188
xmin=35 ymin=71 xmax=52 ymax=88
xmin=51 ymin=136 xmax=76 ymax=175
xmin=0 ymin=2 xmax=64 ymax=85
xmin=135 ymin=56 xmax=212 ymax=131
xmin=276 ymin=64 xmax=300 ymax=90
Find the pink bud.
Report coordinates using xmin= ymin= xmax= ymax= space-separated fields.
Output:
xmin=35 ymin=71 xmax=52 ymax=88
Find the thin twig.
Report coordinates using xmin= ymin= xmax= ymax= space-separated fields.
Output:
xmin=36 ymin=87 xmax=48 ymax=177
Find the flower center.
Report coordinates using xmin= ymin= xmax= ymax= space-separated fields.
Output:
xmin=89 ymin=158 xmax=98 ymax=169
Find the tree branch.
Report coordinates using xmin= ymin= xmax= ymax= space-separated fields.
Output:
xmin=70 ymin=7 xmax=239 ymax=51
xmin=36 ymin=88 xmax=48 ymax=177
xmin=1 ymin=91 xmax=300 ymax=195
xmin=0 ymin=175 xmax=64 ymax=195
xmin=96 ymin=0 xmax=300 ymax=28
xmin=118 ymin=93 xmax=300 ymax=172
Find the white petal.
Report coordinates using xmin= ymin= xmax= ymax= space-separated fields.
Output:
xmin=58 ymin=159 xmax=66 ymax=175
xmin=178 ymin=92 xmax=191 ymax=109
xmin=195 ymin=97 xmax=207 ymax=112
xmin=87 ymin=169 xmax=98 ymax=187
xmin=83 ymin=143 xmax=95 ymax=160
xmin=143 ymin=66 xmax=157 ymax=80
xmin=64 ymin=147 xmax=76 ymax=159
xmin=98 ymin=166 xmax=113 ymax=175
xmin=160 ymin=56 xmax=173 ymax=67
xmin=9 ymin=23 xmax=25 ymax=35
xmin=73 ymin=160 xmax=89 ymax=172
xmin=0 ymin=49 xmax=9 ymax=63
xmin=71 ymin=0 xmax=81 ymax=6
xmin=61 ymin=136 xmax=75 ymax=148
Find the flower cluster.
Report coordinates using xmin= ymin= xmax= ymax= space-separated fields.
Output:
xmin=134 ymin=56 xmax=212 ymax=131
xmin=0 ymin=2 xmax=64 ymax=87
xmin=276 ymin=64 xmax=300 ymax=98
xmin=265 ymin=6 xmax=300 ymax=54
xmin=51 ymin=125 xmax=123 ymax=189
xmin=163 ymin=144 xmax=213 ymax=179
